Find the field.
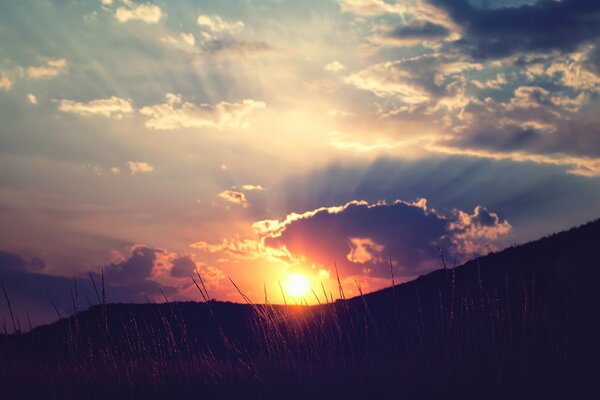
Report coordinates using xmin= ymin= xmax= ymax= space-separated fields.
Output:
xmin=1 ymin=220 xmax=600 ymax=399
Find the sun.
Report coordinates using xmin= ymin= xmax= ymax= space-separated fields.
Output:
xmin=284 ymin=273 xmax=311 ymax=298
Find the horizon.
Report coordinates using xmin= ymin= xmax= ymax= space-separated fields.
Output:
xmin=1 ymin=0 xmax=600 ymax=329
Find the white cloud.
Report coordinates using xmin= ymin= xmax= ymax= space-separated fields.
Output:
xmin=345 ymin=61 xmax=431 ymax=105
xmin=139 ymin=93 xmax=265 ymax=130
xmin=324 ymin=61 xmax=346 ymax=72
xmin=239 ymin=184 xmax=265 ymax=191
xmin=231 ymin=184 xmax=265 ymax=191
xmin=128 ymin=161 xmax=154 ymax=175
xmin=27 ymin=94 xmax=37 ymax=104
xmin=27 ymin=59 xmax=67 ymax=79
xmin=180 ymin=32 xmax=195 ymax=46
xmin=58 ymin=96 xmax=133 ymax=118
xmin=115 ymin=2 xmax=162 ymax=24
xmin=197 ymin=14 xmax=244 ymax=33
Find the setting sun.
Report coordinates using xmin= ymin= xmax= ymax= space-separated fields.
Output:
xmin=284 ymin=273 xmax=311 ymax=298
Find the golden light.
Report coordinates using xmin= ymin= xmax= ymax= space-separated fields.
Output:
xmin=284 ymin=273 xmax=311 ymax=298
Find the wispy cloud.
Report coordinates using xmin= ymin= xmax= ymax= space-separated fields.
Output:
xmin=324 ymin=61 xmax=346 ymax=73
xmin=139 ymin=93 xmax=265 ymax=130
xmin=114 ymin=1 xmax=162 ymax=24
xmin=58 ymin=96 xmax=133 ymax=118
xmin=428 ymin=145 xmax=600 ymax=177
xmin=27 ymin=59 xmax=67 ymax=79
xmin=128 ymin=161 xmax=154 ymax=175
xmin=197 ymin=14 xmax=244 ymax=34
xmin=337 ymin=0 xmax=405 ymax=17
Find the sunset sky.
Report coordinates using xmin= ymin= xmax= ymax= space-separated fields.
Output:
xmin=1 ymin=0 xmax=600 ymax=327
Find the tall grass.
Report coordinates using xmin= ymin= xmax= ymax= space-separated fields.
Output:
xmin=1 ymin=226 xmax=600 ymax=399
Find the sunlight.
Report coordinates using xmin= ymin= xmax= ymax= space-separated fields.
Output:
xmin=284 ymin=272 xmax=311 ymax=298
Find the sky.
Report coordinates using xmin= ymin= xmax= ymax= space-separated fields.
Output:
xmin=1 ymin=0 xmax=600 ymax=328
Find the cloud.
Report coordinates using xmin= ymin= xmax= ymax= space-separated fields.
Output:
xmin=58 ymin=96 xmax=133 ymax=118
xmin=428 ymin=144 xmax=600 ymax=177
xmin=545 ymin=47 xmax=600 ymax=93
xmin=324 ymin=61 xmax=346 ymax=72
xmin=27 ymin=59 xmax=67 ymax=79
xmin=197 ymin=14 xmax=244 ymax=33
xmin=430 ymin=82 xmax=600 ymax=172
xmin=345 ymin=53 xmax=481 ymax=108
xmin=338 ymin=0 xmax=405 ymax=16
xmin=180 ymin=32 xmax=196 ymax=46
xmin=139 ymin=93 xmax=265 ymax=130
xmin=161 ymin=33 xmax=197 ymax=50
xmin=0 ymin=246 xmax=179 ymax=328
xmin=252 ymin=198 xmax=510 ymax=280
xmin=347 ymin=237 xmax=384 ymax=264
xmin=169 ymin=255 xmax=197 ymax=278
xmin=512 ymin=46 xmax=600 ymax=93
xmin=447 ymin=205 xmax=512 ymax=256
xmin=195 ymin=39 xmax=275 ymax=58
xmin=188 ymin=14 xmax=275 ymax=60
xmin=114 ymin=2 xmax=162 ymax=24
xmin=372 ymin=20 xmax=451 ymax=47
xmin=103 ymin=245 xmax=159 ymax=283
xmin=428 ymin=0 xmax=600 ymax=59
xmin=471 ymin=73 xmax=507 ymax=90
xmin=342 ymin=42 xmax=600 ymax=176
xmin=218 ymin=190 xmax=248 ymax=208
xmin=235 ymin=184 xmax=265 ymax=191
xmin=0 ymin=72 xmax=12 ymax=90
xmin=345 ymin=61 xmax=432 ymax=105
xmin=128 ymin=161 xmax=154 ymax=175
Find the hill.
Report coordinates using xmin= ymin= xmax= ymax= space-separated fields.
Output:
xmin=1 ymin=219 xmax=600 ymax=399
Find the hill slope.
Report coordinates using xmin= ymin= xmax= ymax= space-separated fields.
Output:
xmin=1 ymin=219 xmax=600 ymax=399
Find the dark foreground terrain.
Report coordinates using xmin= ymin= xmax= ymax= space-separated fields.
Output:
xmin=1 ymin=220 xmax=600 ymax=399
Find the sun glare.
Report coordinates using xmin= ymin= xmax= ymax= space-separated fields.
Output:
xmin=284 ymin=273 xmax=311 ymax=298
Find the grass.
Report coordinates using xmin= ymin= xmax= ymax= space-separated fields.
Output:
xmin=1 ymin=221 xmax=600 ymax=399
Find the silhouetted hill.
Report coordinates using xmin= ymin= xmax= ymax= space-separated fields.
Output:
xmin=1 ymin=219 xmax=600 ymax=399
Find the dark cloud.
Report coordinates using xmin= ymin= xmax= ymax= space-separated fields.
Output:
xmin=0 ymin=251 xmax=29 ymax=272
xmin=0 ymin=251 xmax=45 ymax=273
xmin=103 ymin=245 xmax=160 ymax=284
xmin=261 ymin=199 xmax=510 ymax=280
xmin=429 ymin=0 xmax=600 ymax=58
xmin=0 ymin=246 xmax=177 ymax=330
xmin=440 ymin=88 xmax=600 ymax=160
xmin=587 ymin=44 xmax=600 ymax=74
xmin=274 ymin=156 xmax=600 ymax=248
xmin=388 ymin=20 xmax=450 ymax=40
xmin=170 ymin=255 xmax=197 ymax=278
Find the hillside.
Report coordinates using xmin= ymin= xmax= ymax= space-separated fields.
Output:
xmin=1 ymin=219 xmax=600 ymax=399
